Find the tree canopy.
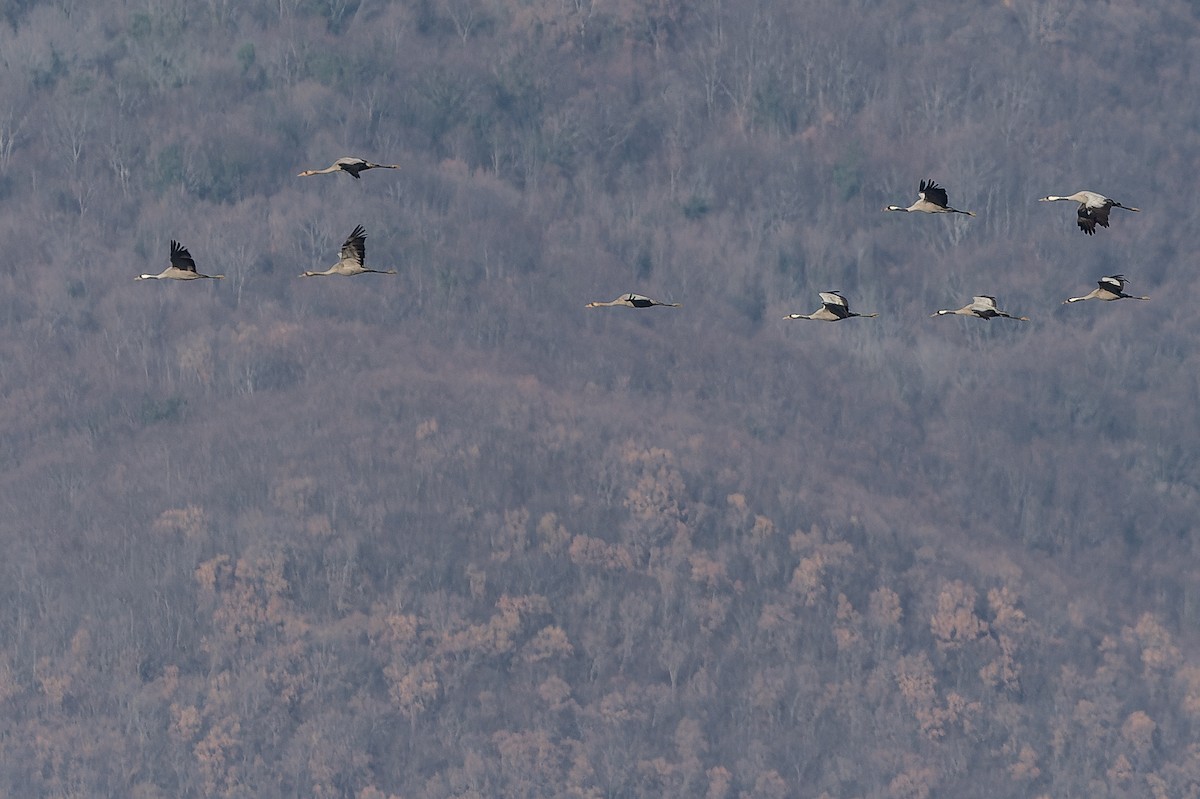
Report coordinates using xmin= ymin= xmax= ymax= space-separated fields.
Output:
xmin=0 ymin=1 xmax=1198 ymax=796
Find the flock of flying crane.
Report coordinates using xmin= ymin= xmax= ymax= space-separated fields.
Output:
xmin=135 ymin=161 xmax=1148 ymax=325
xmin=782 ymin=181 xmax=1145 ymax=323
xmin=581 ymin=180 xmax=1146 ymax=321
xmin=135 ymin=158 xmax=404 ymax=282
xmin=779 ymin=181 xmax=1147 ymax=323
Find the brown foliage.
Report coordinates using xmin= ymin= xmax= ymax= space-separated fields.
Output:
xmin=2 ymin=2 xmax=1200 ymax=798
xmin=930 ymin=579 xmax=987 ymax=651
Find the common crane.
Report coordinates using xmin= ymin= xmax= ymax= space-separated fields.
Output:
xmin=585 ymin=293 xmax=681 ymax=309
xmin=1038 ymin=191 xmax=1140 ymax=235
xmin=1064 ymin=275 xmax=1149 ymax=304
xmin=135 ymin=241 xmax=223 ymax=281
xmin=298 ymin=157 xmax=401 ymax=179
xmin=301 ymin=225 xmax=398 ymax=277
xmin=783 ymin=291 xmax=878 ymax=321
xmin=932 ymin=295 xmax=1028 ymax=321
xmin=885 ymin=179 xmax=975 ymax=216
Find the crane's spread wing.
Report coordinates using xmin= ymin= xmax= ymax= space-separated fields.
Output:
xmin=918 ymin=179 xmax=950 ymax=208
xmin=1089 ymin=204 xmax=1113 ymax=227
xmin=1076 ymin=206 xmax=1100 ymax=234
xmin=818 ymin=291 xmax=848 ymax=308
xmin=336 ymin=157 xmax=369 ymax=178
xmin=1099 ymin=275 xmax=1126 ymax=292
xmin=971 ymin=296 xmax=999 ymax=313
xmin=339 ymin=225 xmax=367 ymax=266
xmin=818 ymin=291 xmax=851 ymax=318
xmin=1077 ymin=203 xmax=1112 ymax=234
xmin=170 ymin=240 xmax=198 ymax=272
xmin=625 ymin=293 xmax=655 ymax=307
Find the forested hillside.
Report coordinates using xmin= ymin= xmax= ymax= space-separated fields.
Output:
xmin=1 ymin=0 xmax=1199 ymax=796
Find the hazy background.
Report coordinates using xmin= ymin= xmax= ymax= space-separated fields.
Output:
xmin=0 ymin=1 xmax=1197 ymax=796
